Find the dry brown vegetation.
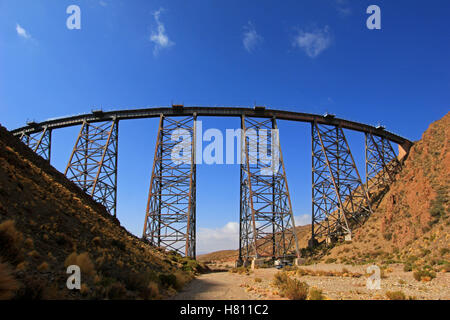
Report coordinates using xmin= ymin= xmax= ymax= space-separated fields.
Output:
xmin=272 ymin=272 xmax=309 ymax=300
xmin=0 ymin=125 xmax=206 ymax=299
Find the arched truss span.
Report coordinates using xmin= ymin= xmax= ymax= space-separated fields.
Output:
xmin=12 ymin=106 xmax=412 ymax=259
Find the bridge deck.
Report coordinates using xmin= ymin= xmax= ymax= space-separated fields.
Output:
xmin=11 ymin=106 xmax=412 ymax=147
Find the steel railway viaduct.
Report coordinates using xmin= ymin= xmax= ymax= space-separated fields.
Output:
xmin=11 ymin=106 xmax=413 ymax=263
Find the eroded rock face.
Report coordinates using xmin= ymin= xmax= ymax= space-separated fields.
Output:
xmin=318 ymin=112 xmax=450 ymax=265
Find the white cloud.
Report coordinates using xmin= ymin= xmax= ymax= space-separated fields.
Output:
xmin=292 ymin=26 xmax=332 ymax=58
xmin=336 ymin=0 xmax=352 ymax=17
xmin=242 ymin=21 xmax=263 ymax=53
xmin=16 ymin=24 xmax=31 ymax=39
xmin=150 ymin=8 xmax=174 ymax=56
xmin=294 ymin=214 xmax=311 ymax=226
xmin=197 ymin=222 xmax=239 ymax=254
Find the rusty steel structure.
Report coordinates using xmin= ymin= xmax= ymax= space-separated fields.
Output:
xmin=12 ymin=106 xmax=413 ymax=258
xmin=64 ymin=119 xmax=119 ymax=216
xmin=142 ymin=115 xmax=197 ymax=257
xmin=311 ymin=122 xmax=372 ymax=244
xmin=365 ymin=133 xmax=401 ymax=199
xmin=239 ymin=116 xmax=299 ymax=261
xmin=20 ymin=126 xmax=52 ymax=161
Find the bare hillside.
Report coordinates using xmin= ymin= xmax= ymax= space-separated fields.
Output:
xmin=0 ymin=125 xmax=204 ymax=300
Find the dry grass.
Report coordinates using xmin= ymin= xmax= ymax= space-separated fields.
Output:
xmin=229 ymin=266 xmax=252 ymax=275
xmin=308 ymin=287 xmax=326 ymax=300
xmin=273 ymin=272 xmax=309 ymax=300
xmin=64 ymin=252 xmax=95 ymax=276
xmin=0 ymin=220 xmax=23 ymax=264
xmin=37 ymin=261 xmax=49 ymax=272
xmin=146 ymin=282 xmax=160 ymax=299
xmin=385 ymin=290 xmax=406 ymax=300
xmin=295 ymin=267 xmax=362 ymax=278
xmin=0 ymin=262 xmax=19 ymax=300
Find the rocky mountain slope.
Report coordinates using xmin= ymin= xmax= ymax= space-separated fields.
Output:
xmin=0 ymin=125 xmax=203 ymax=300
xmin=315 ymin=112 xmax=449 ymax=268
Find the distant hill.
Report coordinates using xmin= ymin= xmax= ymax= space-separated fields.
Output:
xmin=198 ymin=224 xmax=311 ymax=263
xmin=316 ymin=112 xmax=449 ymax=266
xmin=0 ymin=125 xmax=203 ymax=300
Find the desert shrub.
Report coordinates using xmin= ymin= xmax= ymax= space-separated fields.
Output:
xmin=229 ymin=266 xmax=252 ymax=275
xmin=24 ymin=238 xmax=33 ymax=249
xmin=54 ymin=232 xmax=73 ymax=248
xmin=80 ymin=284 xmax=90 ymax=296
xmin=440 ymin=248 xmax=449 ymax=256
xmin=325 ymin=258 xmax=337 ymax=264
xmin=403 ymin=263 xmax=413 ymax=272
xmin=14 ymin=276 xmax=46 ymax=300
xmin=272 ymin=272 xmax=309 ymax=300
xmin=413 ymin=269 xmax=436 ymax=281
xmin=441 ymin=263 xmax=450 ymax=272
xmin=254 ymin=277 xmax=262 ymax=283
xmin=124 ymin=270 xmax=157 ymax=291
xmin=296 ymin=268 xmax=308 ymax=276
xmin=283 ymin=265 xmax=297 ymax=272
xmin=158 ymin=273 xmax=177 ymax=289
xmin=110 ymin=239 xmax=126 ymax=251
xmin=64 ymin=252 xmax=95 ymax=276
xmin=107 ymin=282 xmax=127 ymax=300
xmin=140 ymin=281 xmax=160 ymax=300
xmin=174 ymin=271 xmax=191 ymax=290
xmin=37 ymin=261 xmax=49 ymax=272
xmin=92 ymin=237 xmax=101 ymax=246
xmin=272 ymin=272 xmax=289 ymax=287
xmin=0 ymin=262 xmax=19 ymax=299
xmin=181 ymin=259 xmax=200 ymax=272
xmin=64 ymin=252 xmax=78 ymax=266
xmin=308 ymin=287 xmax=325 ymax=300
xmin=0 ymin=220 xmax=23 ymax=264
xmin=386 ymin=290 xmax=406 ymax=300
xmin=282 ymin=278 xmax=309 ymax=300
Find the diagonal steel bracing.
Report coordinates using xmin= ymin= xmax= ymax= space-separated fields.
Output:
xmin=365 ymin=133 xmax=401 ymax=199
xmin=143 ymin=115 xmax=197 ymax=258
xmin=20 ymin=127 xmax=52 ymax=161
xmin=311 ymin=122 xmax=372 ymax=243
xmin=64 ymin=119 xmax=119 ymax=216
xmin=240 ymin=116 xmax=299 ymax=260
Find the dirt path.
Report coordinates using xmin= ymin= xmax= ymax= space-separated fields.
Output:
xmin=171 ymin=272 xmax=256 ymax=300
xmin=172 ymin=264 xmax=450 ymax=300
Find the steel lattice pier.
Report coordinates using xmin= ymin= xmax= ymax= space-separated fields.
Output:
xmin=142 ymin=115 xmax=197 ymax=258
xmin=239 ymin=116 xmax=299 ymax=261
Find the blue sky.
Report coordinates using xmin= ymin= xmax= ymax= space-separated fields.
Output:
xmin=1 ymin=0 xmax=449 ymax=254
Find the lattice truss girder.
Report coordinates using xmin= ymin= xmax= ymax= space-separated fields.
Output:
xmin=240 ymin=116 xmax=299 ymax=260
xmin=20 ymin=128 xmax=52 ymax=161
xmin=312 ymin=123 xmax=372 ymax=241
xmin=143 ymin=115 xmax=196 ymax=258
xmin=65 ymin=119 xmax=118 ymax=216
xmin=365 ymin=133 xmax=401 ymax=196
